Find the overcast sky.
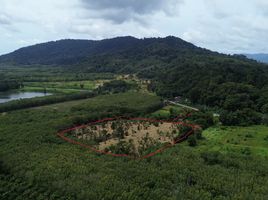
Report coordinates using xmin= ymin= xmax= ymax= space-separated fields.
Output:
xmin=0 ymin=0 xmax=268 ymax=55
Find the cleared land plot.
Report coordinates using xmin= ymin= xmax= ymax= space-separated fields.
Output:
xmin=71 ymin=120 xmax=185 ymax=156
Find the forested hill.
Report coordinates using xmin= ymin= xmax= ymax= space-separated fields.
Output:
xmin=0 ymin=36 xmax=197 ymax=65
xmin=1 ymin=36 xmax=268 ymax=125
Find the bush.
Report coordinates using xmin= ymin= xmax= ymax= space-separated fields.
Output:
xmin=194 ymin=128 xmax=203 ymax=140
xmin=261 ymin=104 xmax=268 ymax=114
xmin=0 ymin=80 xmax=20 ymax=92
xmin=189 ymin=112 xmax=214 ymax=129
xmin=241 ymin=147 xmax=251 ymax=156
xmin=97 ymin=80 xmax=133 ymax=94
xmin=107 ymin=141 xmax=135 ymax=155
xmin=188 ymin=135 xmax=197 ymax=147
xmin=201 ymin=151 xmax=223 ymax=165
xmin=0 ymin=159 xmax=9 ymax=175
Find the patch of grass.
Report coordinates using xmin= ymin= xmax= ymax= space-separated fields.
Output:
xmin=150 ymin=105 xmax=185 ymax=119
xmin=33 ymin=98 xmax=93 ymax=112
xmin=22 ymin=81 xmax=98 ymax=94
xmin=21 ymin=86 xmax=85 ymax=94
xmin=200 ymin=126 xmax=268 ymax=156
xmin=150 ymin=108 xmax=170 ymax=118
xmin=29 ymin=81 xmax=95 ymax=89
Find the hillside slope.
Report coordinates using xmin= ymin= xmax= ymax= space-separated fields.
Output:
xmin=0 ymin=37 xmax=141 ymax=65
xmin=1 ymin=36 xmax=268 ymax=125
xmin=0 ymin=36 xmax=196 ymax=65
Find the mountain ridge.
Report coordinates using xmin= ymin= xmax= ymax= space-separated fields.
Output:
xmin=1 ymin=35 xmax=268 ymax=125
xmin=0 ymin=36 xmax=199 ymax=65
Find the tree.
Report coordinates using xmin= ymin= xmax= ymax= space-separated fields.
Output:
xmin=220 ymin=109 xmax=262 ymax=126
xmin=261 ymin=104 xmax=268 ymax=114
xmin=188 ymin=135 xmax=197 ymax=147
xmin=194 ymin=127 xmax=203 ymax=140
xmin=80 ymin=83 xmax=84 ymax=89
xmin=116 ymin=126 xmax=125 ymax=139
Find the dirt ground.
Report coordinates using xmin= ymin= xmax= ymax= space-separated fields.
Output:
xmin=74 ymin=120 xmax=181 ymax=152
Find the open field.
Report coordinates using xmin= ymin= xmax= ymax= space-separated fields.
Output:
xmin=21 ymin=86 xmax=88 ymax=94
xmin=24 ymin=81 xmax=96 ymax=89
xmin=21 ymin=80 xmax=107 ymax=94
xmin=198 ymin=126 xmax=268 ymax=157
xmin=150 ymin=105 xmax=189 ymax=119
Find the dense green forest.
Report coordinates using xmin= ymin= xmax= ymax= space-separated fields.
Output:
xmin=97 ymin=80 xmax=135 ymax=94
xmin=0 ymin=37 xmax=268 ymax=200
xmin=75 ymin=38 xmax=268 ymax=126
xmin=1 ymin=36 xmax=268 ymax=125
xmin=0 ymin=36 xmax=268 ymax=199
xmin=0 ymin=80 xmax=20 ymax=92
xmin=1 ymin=92 xmax=268 ymax=199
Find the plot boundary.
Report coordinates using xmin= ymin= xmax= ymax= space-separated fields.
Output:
xmin=57 ymin=114 xmax=197 ymax=159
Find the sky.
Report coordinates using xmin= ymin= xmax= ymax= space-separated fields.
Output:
xmin=0 ymin=0 xmax=268 ymax=55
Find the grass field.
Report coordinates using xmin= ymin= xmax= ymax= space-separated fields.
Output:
xmin=32 ymin=98 xmax=93 ymax=111
xmin=21 ymin=81 xmax=99 ymax=94
xmin=198 ymin=126 xmax=268 ymax=157
xmin=21 ymin=86 xmax=87 ymax=94
xmin=150 ymin=105 xmax=185 ymax=118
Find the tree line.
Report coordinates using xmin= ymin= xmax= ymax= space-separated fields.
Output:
xmin=0 ymin=80 xmax=21 ymax=92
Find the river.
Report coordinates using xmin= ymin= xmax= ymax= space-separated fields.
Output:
xmin=0 ymin=91 xmax=51 ymax=104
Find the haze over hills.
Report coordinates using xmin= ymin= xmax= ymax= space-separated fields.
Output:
xmin=244 ymin=54 xmax=268 ymax=64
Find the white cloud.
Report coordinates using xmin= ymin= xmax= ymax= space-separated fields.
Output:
xmin=0 ymin=13 xmax=11 ymax=25
xmin=79 ymin=0 xmax=184 ymax=23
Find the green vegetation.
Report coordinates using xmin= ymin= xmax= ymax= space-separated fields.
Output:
xmin=2 ymin=36 xmax=268 ymax=126
xmin=70 ymin=92 xmax=163 ymax=121
xmin=24 ymin=81 xmax=95 ymax=90
xmin=96 ymin=80 xmax=134 ymax=94
xmin=0 ymin=92 xmax=268 ymax=199
xmin=21 ymin=86 xmax=86 ymax=94
xmin=0 ymin=92 xmax=96 ymax=113
xmin=0 ymin=80 xmax=20 ymax=92
xmin=150 ymin=106 xmax=184 ymax=119
xmin=0 ymin=66 xmax=115 ymax=82
xmin=200 ymin=126 xmax=268 ymax=157
xmin=21 ymin=80 xmax=96 ymax=94
xmin=1 ymin=36 xmax=268 ymax=199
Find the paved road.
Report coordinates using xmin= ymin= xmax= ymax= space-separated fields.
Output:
xmin=166 ymin=100 xmax=200 ymax=111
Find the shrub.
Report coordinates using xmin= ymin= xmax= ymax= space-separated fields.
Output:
xmin=241 ymin=147 xmax=251 ymax=156
xmin=0 ymin=159 xmax=9 ymax=175
xmin=201 ymin=151 xmax=223 ymax=165
xmin=194 ymin=127 xmax=203 ymax=140
xmin=188 ymin=135 xmax=197 ymax=147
